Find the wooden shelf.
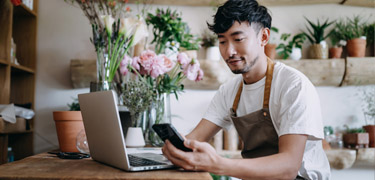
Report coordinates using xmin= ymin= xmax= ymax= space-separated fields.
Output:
xmin=13 ymin=3 xmax=36 ymax=17
xmin=0 ymin=130 xmax=33 ymax=135
xmin=0 ymin=59 xmax=7 ymax=65
xmin=128 ymin=0 xmax=373 ymax=7
xmin=11 ymin=64 xmax=35 ymax=74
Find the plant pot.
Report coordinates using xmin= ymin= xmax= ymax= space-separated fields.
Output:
xmin=329 ymin=47 xmax=343 ymax=59
xmin=125 ymin=127 xmax=145 ymax=147
xmin=346 ymin=37 xmax=367 ymax=57
xmin=53 ymin=111 xmax=84 ymax=152
xmin=206 ymin=46 xmax=221 ymax=61
xmin=309 ymin=41 xmax=328 ymax=59
xmin=265 ymin=43 xmax=277 ymax=60
xmin=290 ymin=48 xmax=302 ymax=61
xmin=343 ymin=132 xmax=369 ymax=149
xmin=363 ymin=125 xmax=375 ymax=147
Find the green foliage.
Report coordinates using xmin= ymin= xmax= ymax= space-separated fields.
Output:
xmin=361 ymin=86 xmax=375 ymax=120
xmin=68 ymin=99 xmax=80 ymax=111
xmin=270 ymin=27 xmax=279 ymax=33
xmin=303 ymin=17 xmax=333 ymax=44
xmin=335 ymin=15 xmax=367 ymax=41
xmin=364 ymin=22 xmax=375 ymax=46
xmin=210 ymin=173 xmax=231 ymax=180
xmin=276 ymin=33 xmax=306 ymax=59
xmin=328 ymin=27 xmax=345 ymax=47
xmin=324 ymin=126 xmax=334 ymax=135
xmin=180 ymin=33 xmax=201 ymax=50
xmin=146 ymin=8 xmax=186 ymax=54
xmin=201 ymin=29 xmax=218 ymax=48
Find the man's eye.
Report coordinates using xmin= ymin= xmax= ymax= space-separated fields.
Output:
xmin=219 ymin=41 xmax=226 ymax=44
xmin=235 ymin=38 xmax=244 ymax=42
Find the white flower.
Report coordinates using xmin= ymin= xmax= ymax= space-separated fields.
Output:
xmin=131 ymin=17 xmax=149 ymax=46
xmin=102 ymin=15 xmax=115 ymax=35
xmin=120 ymin=17 xmax=137 ymax=37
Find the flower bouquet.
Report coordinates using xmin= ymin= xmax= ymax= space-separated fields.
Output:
xmin=65 ymin=0 xmax=148 ymax=90
xmin=120 ymin=50 xmax=203 ymax=146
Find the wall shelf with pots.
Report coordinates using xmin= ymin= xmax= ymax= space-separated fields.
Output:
xmin=128 ymin=0 xmax=373 ymax=7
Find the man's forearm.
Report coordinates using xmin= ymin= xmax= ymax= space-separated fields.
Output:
xmin=186 ymin=119 xmax=222 ymax=142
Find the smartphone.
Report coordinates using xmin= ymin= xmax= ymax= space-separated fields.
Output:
xmin=152 ymin=123 xmax=192 ymax=152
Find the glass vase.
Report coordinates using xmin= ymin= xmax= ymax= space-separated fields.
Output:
xmin=144 ymin=93 xmax=171 ymax=147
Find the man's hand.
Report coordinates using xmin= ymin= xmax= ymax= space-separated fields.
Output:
xmin=162 ymin=138 xmax=223 ymax=174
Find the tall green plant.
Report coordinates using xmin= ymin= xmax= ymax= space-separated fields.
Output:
xmin=146 ymin=8 xmax=186 ymax=54
xmin=303 ymin=17 xmax=333 ymax=44
xmin=335 ymin=15 xmax=367 ymax=41
xmin=276 ymin=33 xmax=306 ymax=59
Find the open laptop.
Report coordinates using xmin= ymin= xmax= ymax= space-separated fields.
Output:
xmin=78 ymin=90 xmax=175 ymax=171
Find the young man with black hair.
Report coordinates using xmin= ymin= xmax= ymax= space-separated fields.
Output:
xmin=162 ymin=0 xmax=330 ymax=179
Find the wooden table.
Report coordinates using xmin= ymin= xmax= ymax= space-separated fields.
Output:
xmin=0 ymin=153 xmax=212 ymax=180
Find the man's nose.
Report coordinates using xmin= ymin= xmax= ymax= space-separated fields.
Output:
xmin=225 ymin=43 xmax=237 ymax=58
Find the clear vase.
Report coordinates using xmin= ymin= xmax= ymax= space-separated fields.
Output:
xmin=144 ymin=93 xmax=171 ymax=147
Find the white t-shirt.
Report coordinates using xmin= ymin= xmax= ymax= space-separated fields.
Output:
xmin=203 ymin=62 xmax=331 ymax=180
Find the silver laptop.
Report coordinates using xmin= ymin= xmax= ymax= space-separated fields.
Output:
xmin=78 ymin=90 xmax=174 ymax=171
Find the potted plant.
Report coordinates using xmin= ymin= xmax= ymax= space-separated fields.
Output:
xmin=328 ymin=27 xmax=346 ymax=59
xmin=343 ymin=126 xmax=369 ymax=149
xmin=53 ymin=99 xmax=84 ymax=152
xmin=361 ymin=86 xmax=375 ymax=147
xmin=336 ymin=15 xmax=367 ymax=57
xmin=146 ymin=8 xmax=186 ymax=54
xmin=303 ymin=17 xmax=333 ymax=59
xmin=276 ymin=33 xmax=306 ymax=60
xmin=265 ymin=27 xmax=279 ymax=60
xmin=201 ymin=29 xmax=220 ymax=61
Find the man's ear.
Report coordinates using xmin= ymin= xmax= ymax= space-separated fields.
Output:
xmin=260 ymin=28 xmax=270 ymax=47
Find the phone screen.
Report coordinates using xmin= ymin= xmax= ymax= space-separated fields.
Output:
xmin=152 ymin=123 xmax=192 ymax=152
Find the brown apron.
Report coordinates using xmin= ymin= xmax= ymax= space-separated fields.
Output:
xmin=230 ymin=57 xmax=279 ymax=158
xmin=230 ymin=58 xmax=306 ymax=180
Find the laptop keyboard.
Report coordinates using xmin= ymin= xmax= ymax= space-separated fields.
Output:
xmin=128 ymin=154 xmax=167 ymax=167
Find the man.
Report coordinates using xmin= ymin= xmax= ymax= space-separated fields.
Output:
xmin=162 ymin=0 xmax=330 ymax=179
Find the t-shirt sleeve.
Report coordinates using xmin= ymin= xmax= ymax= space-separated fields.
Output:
xmin=203 ymin=85 xmax=233 ymax=131
xmin=276 ymin=77 xmax=324 ymax=140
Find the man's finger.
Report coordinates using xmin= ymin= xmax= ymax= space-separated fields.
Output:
xmin=163 ymin=140 xmax=195 ymax=169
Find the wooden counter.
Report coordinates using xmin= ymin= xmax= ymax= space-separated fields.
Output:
xmin=0 ymin=153 xmax=212 ymax=180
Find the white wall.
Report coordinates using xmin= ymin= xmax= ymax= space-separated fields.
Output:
xmin=35 ymin=1 xmax=374 ymax=179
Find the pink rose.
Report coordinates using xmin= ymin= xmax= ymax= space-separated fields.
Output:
xmin=138 ymin=50 xmax=157 ymax=72
xmin=195 ymin=69 xmax=204 ymax=82
xmin=149 ymin=55 xmax=166 ymax=78
xmin=184 ymin=59 xmax=200 ymax=81
xmin=177 ymin=52 xmax=191 ymax=68
xmin=159 ymin=54 xmax=175 ymax=72
xmin=131 ymin=56 xmax=140 ymax=71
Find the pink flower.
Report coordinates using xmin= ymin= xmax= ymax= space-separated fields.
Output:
xmin=159 ymin=54 xmax=175 ymax=72
xmin=149 ymin=55 xmax=166 ymax=78
xmin=195 ymin=69 xmax=204 ymax=82
xmin=119 ymin=55 xmax=132 ymax=76
xmin=131 ymin=56 xmax=140 ymax=71
xmin=184 ymin=58 xmax=201 ymax=81
xmin=138 ymin=50 xmax=158 ymax=73
xmin=177 ymin=52 xmax=191 ymax=68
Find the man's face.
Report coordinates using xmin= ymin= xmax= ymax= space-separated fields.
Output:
xmin=218 ymin=21 xmax=264 ymax=74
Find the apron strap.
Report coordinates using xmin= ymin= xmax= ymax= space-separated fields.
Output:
xmin=231 ymin=57 xmax=275 ymax=114
xmin=263 ymin=58 xmax=275 ymax=109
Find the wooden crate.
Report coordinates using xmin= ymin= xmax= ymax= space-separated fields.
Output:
xmin=0 ymin=117 xmax=26 ymax=133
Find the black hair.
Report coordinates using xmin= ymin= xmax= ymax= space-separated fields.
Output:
xmin=207 ymin=0 xmax=272 ymax=34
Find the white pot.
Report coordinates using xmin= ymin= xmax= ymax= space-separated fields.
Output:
xmin=125 ymin=127 xmax=145 ymax=147
xmin=206 ymin=46 xmax=221 ymax=61
xmin=290 ymin=48 xmax=302 ymax=61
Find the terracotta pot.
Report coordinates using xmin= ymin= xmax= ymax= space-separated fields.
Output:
xmin=343 ymin=132 xmax=369 ymax=148
xmin=363 ymin=125 xmax=375 ymax=147
xmin=265 ymin=43 xmax=277 ymax=60
xmin=346 ymin=38 xmax=367 ymax=57
xmin=53 ymin=111 xmax=84 ymax=152
xmin=309 ymin=43 xmax=328 ymax=59
xmin=329 ymin=47 xmax=343 ymax=59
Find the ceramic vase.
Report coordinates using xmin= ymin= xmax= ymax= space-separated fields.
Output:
xmin=125 ymin=127 xmax=146 ymax=147
xmin=290 ymin=48 xmax=302 ymax=61
xmin=206 ymin=46 xmax=221 ymax=61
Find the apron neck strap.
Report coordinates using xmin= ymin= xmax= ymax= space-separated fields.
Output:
xmin=231 ymin=57 xmax=275 ymax=114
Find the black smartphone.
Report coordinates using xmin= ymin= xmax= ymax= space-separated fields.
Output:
xmin=152 ymin=123 xmax=192 ymax=152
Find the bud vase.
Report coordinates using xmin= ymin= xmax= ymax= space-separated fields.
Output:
xmin=144 ymin=93 xmax=171 ymax=147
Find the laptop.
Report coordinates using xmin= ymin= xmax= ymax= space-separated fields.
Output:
xmin=78 ymin=90 xmax=175 ymax=171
